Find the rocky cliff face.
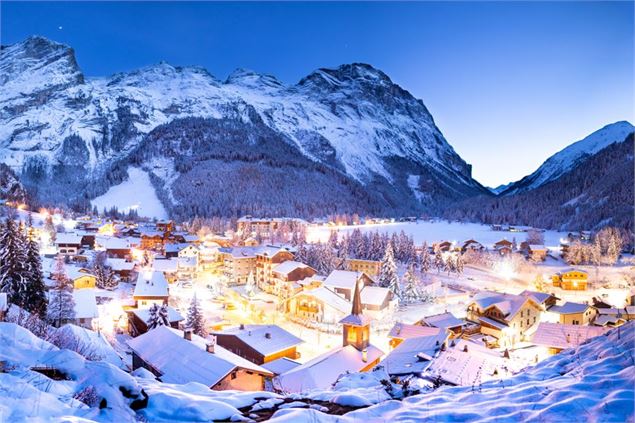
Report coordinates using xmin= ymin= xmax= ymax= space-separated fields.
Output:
xmin=1 ymin=36 xmax=488 ymax=216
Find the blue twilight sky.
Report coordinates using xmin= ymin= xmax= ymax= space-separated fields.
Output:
xmin=1 ymin=1 xmax=633 ymax=187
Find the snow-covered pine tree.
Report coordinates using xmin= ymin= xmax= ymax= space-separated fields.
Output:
xmin=245 ymin=270 xmax=256 ymax=297
xmin=420 ymin=242 xmax=431 ymax=274
xmin=401 ymin=265 xmax=420 ymax=304
xmin=147 ymin=303 xmax=170 ymax=330
xmin=24 ymin=219 xmax=48 ymax=318
xmin=47 ymin=255 xmax=75 ymax=327
xmin=0 ymin=218 xmax=28 ymax=307
xmin=434 ymin=246 xmax=444 ymax=273
xmin=185 ymin=293 xmax=207 ymax=337
xmin=455 ymin=253 xmax=464 ymax=275
xmin=327 ymin=230 xmax=339 ymax=250
xmin=95 ymin=264 xmax=118 ymax=290
xmin=379 ymin=243 xmax=398 ymax=289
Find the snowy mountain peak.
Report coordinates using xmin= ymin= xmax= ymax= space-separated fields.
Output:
xmin=108 ymin=61 xmax=220 ymax=88
xmin=500 ymin=120 xmax=634 ymax=195
xmin=225 ymin=68 xmax=284 ymax=89
xmin=0 ymin=35 xmax=83 ymax=101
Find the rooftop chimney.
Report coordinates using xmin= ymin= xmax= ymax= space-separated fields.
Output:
xmin=239 ymin=323 xmax=245 ymax=330
xmin=184 ymin=329 xmax=192 ymax=341
xmin=463 ymin=344 xmax=468 ymax=353
xmin=206 ymin=343 xmax=214 ymax=353
xmin=362 ymin=348 xmax=368 ymax=363
xmin=265 ymin=332 xmax=271 ymax=339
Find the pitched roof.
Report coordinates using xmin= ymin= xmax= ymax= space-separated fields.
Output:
xmin=360 ymin=286 xmax=391 ymax=307
xmin=152 ymin=259 xmax=178 ymax=273
xmin=72 ymin=289 xmax=98 ymax=319
xmin=531 ymin=323 xmax=608 ymax=349
xmin=419 ymin=312 xmax=466 ymax=330
xmin=549 ymin=302 xmax=592 ymax=314
xmin=272 ymin=261 xmax=312 ymax=276
xmin=388 ymin=323 xmax=442 ymax=339
xmin=427 ymin=339 xmax=505 ymax=386
xmin=382 ymin=332 xmax=449 ymax=376
xmin=55 ymin=233 xmax=83 ymax=245
xmin=323 ymin=270 xmax=363 ymax=291
xmin=293 ymin=287 xmax=351 ymax=314
xmin=519 ymin=290 xmax=555 ymax=305
xmin=106 ymin=258 xmax=135 ymax=271
xmin=134 ymin=271 xmax=168 ymax=298
xmin=213 ymin=324 xmax=303 ymax=356
xmin=132 ymin=306 xmax=184 ymax=324
xmin=127 ymin=326 xmax=271 ymax=387
xmin=261 ymin=357 xmax=301 ymax=376
xmin=274 ymin=344 xmax=383 ymax=393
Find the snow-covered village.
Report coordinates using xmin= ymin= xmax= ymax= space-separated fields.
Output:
xmin=1 ymin=1 xmax=634 ymax=422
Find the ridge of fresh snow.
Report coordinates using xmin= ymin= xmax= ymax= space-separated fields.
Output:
xmin=502 ymin=121 xmax=634 ymax=195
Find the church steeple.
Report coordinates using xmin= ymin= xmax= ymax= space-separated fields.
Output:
xmin=339 ymin=278 xmax=371 ymax=351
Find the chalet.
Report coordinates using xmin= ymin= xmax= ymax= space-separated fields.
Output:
xmin=269 ymin=261 xmax=316 ymax=298
xmin=96 ymin=237 xmax=131 ymax=259
xmin=106 ymin=258 xmax=135 ymax=282
xmin=243 ymin=237 xmax=259 ymax=247
xmin=461 ymin=239 xmax=484 ymax=253
xmin=418 ymin=311 xmax=467 ymax=336
xmin=80 ymin=233 xmax=96 ymax=249
xmin=387 ymin=322 xmax=443 ymax=349
xmin=528 ymin=245 xmax=548 ymax=261
xmin=155 ymin=220 xmax=175 ymax=233
xmin=548 ymin=302 xmax=597 ymax=325
xmin=287 ymin=286 xmax=352 ymax=323
xmin=552 ymin=268 xmax=588 ymax=290
xmin=274 ymin=280 xmax=383 ymax=393
xmin=140 ymin=229 xmax=164 ymax=251
xmin=220 ymin=246 xmax=259 ymax=285
xmin=127 ymin=306 xmax=184 ymax=336
xmin=164 ymin=243 xmax=188 ymax=258
xmin=345 ymin=258 xmax=381 ymax=277
xmin=212 ymin=324 xmax=303 ymax=365
xmin=55 ymin=233 xmax=83 ymax=256
xmin=519 ymin=290 xmax=559 ymax=311
xmin=493 ymin=239 xmax=513 ymax=256
xmin=595 ymin=306 xmax=635 ymax=322
xmin=360 ymin=285 xmax=394 ymax=316
xmin=466 ymin=291 xmax=542 ymax=347
xmin=255 ymin=246 xmax=294 ymax=290
xmin=152 ymin=259 xmax=178 ymax=283
xmin=433 ymin=241 xmax=453 ymax=252
xmin=127 ymin=326 xmax=273 ymax=390
xmin=177 ymin=256 xmax=197 ymax=283
xmin=323 ymin=270 xmax=374 ymax=301
xmin=531 ymin=322 xmax=608 ymax=354
xmin=381 ymin=330 xmax=449 ymax=378
xmin=67 ymin=267 xmax=97 ymax=289
xmin=133 ymin=271 xmax=169 ymax=308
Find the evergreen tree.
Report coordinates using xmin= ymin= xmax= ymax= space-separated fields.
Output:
xmin=95 ymin=264 xmax=118 ymax=290
xmin=434 ymin=246 xmax=444 ymax=273
xmin=327 ymin=230 xmax=339 ymax=250
xmin=0 ymin=219 xmax=28 ymax=307
xmin=24 ymin=219 xmax=48 ymax=318
xmin=379 ymin=243 xmax=398 ymax=288
xmin=185 ymin=293 xmax=207 ymax=337
xmin=455 ymin=253 xmax=465 ymax=276
xmin=420 ymin=242 xmax=431 ymax=274
xmin=147 ymin=303 xmax=170 ymax=330
xmin=47 ymin=255 xmax=75 ymax=327
xmin=401 ymin=265 xmax=420 ymax=304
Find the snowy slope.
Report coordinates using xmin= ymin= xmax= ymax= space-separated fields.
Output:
xmin=91 ymin=167 xmax=168 ymax=219
xmin=0 ymin=36 xmax=487 ymax=216
xmin=501 ymin=121 xmax=634 ymax=195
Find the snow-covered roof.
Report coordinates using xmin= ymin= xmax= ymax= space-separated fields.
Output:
xmin=360 ymin=286 xmax=390 ymax=307
xmin=219 ymin=246 xmax=259 ymax=259
xmin=65 ymin=267 xmax=95 ymax=281
xmin=594 ymin=315 xmax=626 ymax=327
xmin=134 ymin=271 xmax=168 ymax=298
xmin=519 ymin=290 xmax=555 ymax=305
xmin=97 ymin=236 xmax=130 ymax=250
xmin=388 ymin=323 xmax=442 ymax=339
xmin=382 ymin=331 xmax=449 ymax=376
xmin=275 ymin=343 xmax=384 ymax=393
xmin=597 ymin=306 xmax=635 ymax=316
xmin=549 ymin=302 xmax=592 ymax=315
xmin=213 ymin=325 xmax=303 ymax=356
xmin=55 ymin=233 xmax=82 ymax=245
xmin=272 ymin=261 xmax=311 ymax=276
xmin=127 ymin=326 xmax=272 ymax=387
xmin=261 ymin=357 xmax=301 ymax=376
xmin=557 ymin=268 xmax=588 ymax=276
xmin=427 ymin=340 xmax=505 ymax=386
xmin=256 ymin=245 xmax=291 ymax=258
xmin=528 ymin=244 xmax=547 ymax=250
xmin=323 ymin=270 xmax=363 ymax=291
xmin=293 ymin=287 xmax=351 ymax=314
xmin=72 ymin=289 xmax=98 ymax=319
xmin=478 ymin=315 xmax=507 ymax=330
xmin=106 ymin=258 xmax=135 ymax=271
xmin=420 ymin=312 xmax=466 ymax=330
xmin=132 ymin=306 xmax=184 ymax=324
xmin=177 ymin=256 xmax=197 ymax=268
xmin=531 ymin=323 xmax=608 ymax=349
xmin=152 ymin=259 xmax=178 ymax=273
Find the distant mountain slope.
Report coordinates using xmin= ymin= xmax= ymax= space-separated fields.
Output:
xmin=0 ymin=36 xmax=488 ymax=217
xmin=446 ymin=131 xmax=634 ymax=232
xmin=501 ymin=121 xmax=634 ymax=195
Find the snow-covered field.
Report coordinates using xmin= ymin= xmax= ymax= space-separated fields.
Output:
xmin=307 ymin=220 xmax=569 ymax=249
xmin=91 ymin=167 xmax=168 ymax=219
